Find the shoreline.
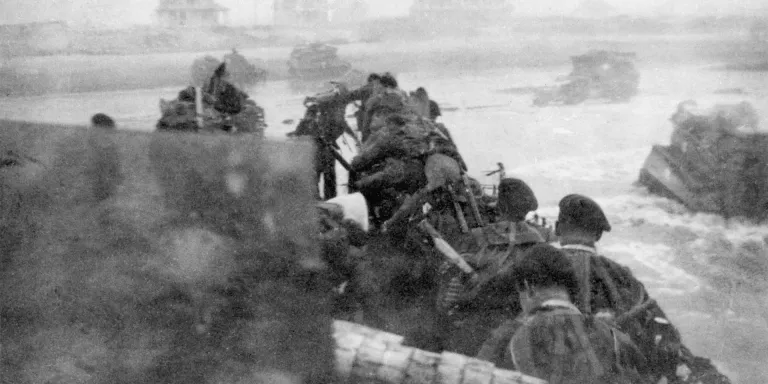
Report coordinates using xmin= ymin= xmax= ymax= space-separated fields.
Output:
xmin=1 ymin=34 xmax=764 ymax=97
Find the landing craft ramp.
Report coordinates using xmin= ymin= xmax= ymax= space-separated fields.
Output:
xmin=0 ymin=120 xmax=333 ymax=383
xmin=0 ymin=120 xmax=542 ymax=383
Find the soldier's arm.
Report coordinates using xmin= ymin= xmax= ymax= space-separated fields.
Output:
xmin=597 ymin=257 xmax=683 ymax=378
xmin=314 ymin=89 xmax=347 ymax=107
xmin=345 ymin=86 xmax=370 ymax=103
xmin=350 ymin=128 xmax=399 ymax=171
xmin=361 ymin=94 xmax=384 ymax=129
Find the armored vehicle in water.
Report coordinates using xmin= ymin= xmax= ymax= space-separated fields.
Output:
xmin=287 ymin=43 xmax=353 ymax=81
xmin=158 ymin=62 xmax=267 ymax=136
xmin=533 ymin=50 xmax=640 ymax=106
xmin=638 ymin=100 xmax=768 ymax=220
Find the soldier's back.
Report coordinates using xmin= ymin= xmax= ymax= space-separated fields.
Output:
xmin=560 ymin=247 xmax=692 ymax=381
xmin=510 ymin=303 xmax=648 ymax=384
xmin=435 ymin=221 xmax=546 ymax=355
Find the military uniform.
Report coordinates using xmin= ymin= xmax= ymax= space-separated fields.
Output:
xmin=479 ymin=299 xmax=649 ymax=384
xmin=429 ymin=100 xmax=442 ymax=121
xmin=316 ymin=198 xmax=370 ymax=319
xmin=351 ymin=115 xmax=461 ymax=193
xmin=206 ymin=69 xmax=248 ymax=116
xmin=289 ymin=105 xmax=340 ymax=199
xmin=340 ymin=83 xmax=376 ymax=142
xmin=434 ymin=219 xmax=547 ymax=356
xmin=362 ymin=87 xmax=412 ymax=136
xmin=313 ymin=85 xmax=360 ymax=143
xmin=556 ymin=194 xmax=732 ymax=384
xmin=353 ymin=116 xmax=468 ymax=231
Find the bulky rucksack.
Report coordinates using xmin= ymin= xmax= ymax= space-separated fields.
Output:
xmin=510 ymin=303 xmax=650 ymax=384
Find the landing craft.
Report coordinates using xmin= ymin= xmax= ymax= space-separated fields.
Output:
xmin=0 ymin=117 xmax=547 ymax=384
xmin=160 ymin=62 xmax=267 ymax=135
xmin=637 ymin=100 xmax=768 ymax=220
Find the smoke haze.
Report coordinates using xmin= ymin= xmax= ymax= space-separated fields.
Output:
xmin=1 ymin=0 xmax=766 ymax=29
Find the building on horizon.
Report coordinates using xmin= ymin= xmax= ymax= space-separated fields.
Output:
xmin=156 ymin=0 xmax=229 ymax=28
xmin=570 ymin=0 xmax=621 ymax=19
xmin=255 ymin=0 xmax=370 ymax=26
xmin=409 ymin=0 xmax=515 ymax=22
xmin=0 ymin=21 xmax=70 ymax=56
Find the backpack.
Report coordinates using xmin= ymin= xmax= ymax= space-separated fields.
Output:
xmin=509 ymin=301 xmax=650 ymax=384
xmin=440 ymin=221 xmax=546 ymax=312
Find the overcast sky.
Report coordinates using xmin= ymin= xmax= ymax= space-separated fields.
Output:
xmin=0 ymin=0 xmax=765 ymax=28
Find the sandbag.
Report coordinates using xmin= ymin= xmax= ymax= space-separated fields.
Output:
xmin=0 ymin=120 xmax=336 ymax=384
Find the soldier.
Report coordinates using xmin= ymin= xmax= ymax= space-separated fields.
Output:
xmin=316 ymin=193 xmax=370 ymax=290
xmin=90 ymin=113 xmax=116 ymax=130
xmin=409 ymin=87 xmax=431 ymax=119
xmin=350 ymin=113 xmax=466 ymax=232
xmin=287 ymin=104 xmax=339 ymax=200
xmin=207 ymin=63 xmax=249 ymax=115
xmin=410 ymin=87 xmax=442 ymax=121
xmin=496 ymin=243 xmax=649 ymax=384
xmin=305 ymin=82 xmax=362 ymax=149
xmin=429 ymin=99 xmax=442 ymax=122
xmin=433 ymin=178 xmax=547 ymax=356
xmin=349 ymin=114 xmax=432 ymax=227
xmin=361 ymin=73 xmax=412 ymax=137
xmin=553 ymin=194 xmax=731 ymax=384
xmin=348 ymin=73 xmax=382 ymax=142
xmin=224 ymin=48 xmax=248 ymax=68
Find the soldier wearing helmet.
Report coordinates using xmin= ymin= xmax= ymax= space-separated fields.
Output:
xmin=433 ymin=178 xmax=548 ymax=356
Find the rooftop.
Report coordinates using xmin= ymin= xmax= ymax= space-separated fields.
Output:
xmin=156 ymin=0 xmax=228 ymax=12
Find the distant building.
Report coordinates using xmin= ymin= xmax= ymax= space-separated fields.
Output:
xmin=409 ymin=0 xmax=514 ymax=21
xmin=259 ymin=0 xmax=369 ymax=26
xmin=156 ymin=0 xmax=229 ymax=28
xmin=328 ymin=0 xmax=369 ymax=24
xmin=0 ymin=21 xmax=69 ymax=56
xmin=570 ymin=0 xmax=620 ymax=19
xmin=271 ymin=0 xmax=330 ymax=26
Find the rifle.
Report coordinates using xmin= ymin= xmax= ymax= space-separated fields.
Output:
xmin=318 ymin=136 xmax=355 ymax=178
xmin=418 ymin=220 xmax=477 ymax=281
xmin=461 ymin=173 xmax=485 ymax=227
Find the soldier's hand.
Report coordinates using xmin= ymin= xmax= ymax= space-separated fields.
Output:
xmin=463 ymin=272 xmax=480 ymax=290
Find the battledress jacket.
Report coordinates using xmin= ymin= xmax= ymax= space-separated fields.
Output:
xmin=361 ymin=88 xmax=411 ymax=135
xmin=433 ymin=220 xmax=547 ymax=356
xmin=496 ymin=299 xmax=648 ymax=384
xmin=480 ymin=245 xmax=732 ymax=384
xmin=351 ymin=115 xmax=452 ymax=173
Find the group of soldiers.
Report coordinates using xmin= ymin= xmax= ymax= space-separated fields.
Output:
xmin=89 ymin=64 xmax=732 ymax=384
xmin=308 ymin=73 xmax=732 ymax=384
xmin=290 ymin=71 xmax=459 ymax=232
